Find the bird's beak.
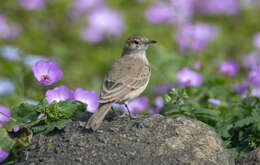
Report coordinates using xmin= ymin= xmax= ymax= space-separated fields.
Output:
xmin=145 ymin=40 xmax=157 ymax=45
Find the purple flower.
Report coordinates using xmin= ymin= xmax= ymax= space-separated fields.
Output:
xmin=149 ymin=96 xmax=164 ymax=115
xmin=145 ymin=2 xmax=174 ymax=24
xmin=233 ymin=82 xmax=249 ymax=94
xmin=19 ymin=0 xmax=46 ymax=11
xmin=251 ymin=86 xmax=260 ymax=97
xmin=152 ymin=82 xmax=181 ymax=94
xmin=0 ymin=105 xmax=11 ymax=125
xmin=176 ymin=23 xmax=218 ymax=52
xmin=146 ymin=0 xmax=194 ymax=25
xmin=24 ymin=55 xmax=49 ymax=67
xmin=169 ymin=0 xmax=194 ymax=24
xmin=145 ymin=0 xmax=194 ymax=24
xmin=32 ymin=60 xmax=64 ymax=86
xmin=80 ymin=26 xmax=105 ymax=43
xmin=70 ymin=0 xmax=104 ymax=19
xmin=248 ymin=65 xmax=260 ymax=87
xmin=243 ymin=52 xmax=260 ymax=68
xmin=152 ymin=84 xmax=171 ymax=94
xmin=23 ymin=99 xmax=39 ymax=105
xmin=177 ymin=67 xmax=203 ymax=87
xmin=154 ymin=96 xmax=164 ymax=109
xmin=72 ymin=0 xmax=103 ymax=14
xmin=208 ymin=98 xmax=221 ymax=106
xmin=0 ymin=46 xmax=21 ymax=61
xmin=149 ymin=108 xmax=161 ymax=115
xmin=0 ymin=78 xmax=15 ymax=96
xmin=45 ymin=85 xmax=73 ymax=104
xmin=219 ymin=60 xmax=239 ymax=77
xmin=73 ymin=88 xmax=99 ymax=113
xmin=121 ymin=97 xmax=149 ymax=114
xmin=193 ymin=61 xmax=201 ymax=70
xmin=13 ymin=125 xmax=20 ymax=132
xmin=253 ymin=32 xmax=260 ymax=50
xmin=37 ymin=113 xmax=45 ymax=120
xmin=0 ymin=148 xmax=9 ymax=163
xmin=83 ymin=7 xmax=125 ymax=43
xmin=195 ymin=0 xmax=240 ymax=16
xmin=87 ymin=7 xmax=125 ymax=36
xmin=0 ymin=15 xmax=22 ymax=40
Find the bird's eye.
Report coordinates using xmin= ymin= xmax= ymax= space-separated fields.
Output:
xmin=134 ymin=40 xmax=139 ymax=44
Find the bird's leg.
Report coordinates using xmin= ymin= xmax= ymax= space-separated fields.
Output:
xmin=111 ymin=106 xmax=117 ymax=114
xmin=124 ymin=103 xmax=136 ymax=119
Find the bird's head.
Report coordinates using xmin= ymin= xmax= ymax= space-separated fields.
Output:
xmin=123 ymin=34 xmax=156 ymax=55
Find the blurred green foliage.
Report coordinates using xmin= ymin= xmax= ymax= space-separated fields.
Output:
xmin=1 ymin=0 xmax=259 ymax=107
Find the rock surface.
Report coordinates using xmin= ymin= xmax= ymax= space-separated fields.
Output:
xmin=17 ymin=114 xmax=234 ymax=165
xmin=236 ymin=147 xmax=260 ymax=165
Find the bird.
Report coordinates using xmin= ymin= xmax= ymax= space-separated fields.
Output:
xmin=86 ymin=34 xmax=156 ymax=131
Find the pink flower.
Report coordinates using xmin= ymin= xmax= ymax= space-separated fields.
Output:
xmin=73 ymin=0 xmax=103 ymax=13
xmin=195 ymin=0 xmax=240 ymax=16
xmin=219 ymin=60 xmax=239 ymax=77
xmin=0 ymin=148 xmax=9 ymax=163
xmin=73 ymin=88 xmax=99 ymax=113
xmin=82 ymin=7 xmax=125 ymax=43
xmin=176 ymin=23 xmax=218 ymax=52
xmin=145 ymin=2 xmax=174 ymax=24
xmin=208 ymin=98 xmax=221 ymax=106
xmin=121 ymin=97 xmax=149 ymax=114
xmin=248 ymin=65 xmax=260 ymax=87
xmin=177 ymin=67 xmax=203 ymax=87
xmin=149 ymin=96 xmax=164 ymax=115
xmin=0 ymin=105 xmax=11 ymax=126
xmin=253 ymin=32 xmax=260 ymax=50
xmin=193 ymin=61 xmax=201 ymax=70
xmin=45 ymin=85 xmax=73 ymax=104
xmin=13 ymin=125 xmax=20 ymax=132
xmin=37 ymin=113 xmax=46 ymax=120
xmin=19 ymin=0 xmax=46 ymax=11
xmin=32 ymin=60 xmax=64 ymax=86
xmin=0 ymin=15 xmax=22 ymax=40
xmin=242 ymin=52 xmax=260 ymax=68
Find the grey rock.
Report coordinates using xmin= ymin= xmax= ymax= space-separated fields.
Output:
xmin=236 ymin=147 xmax=260 ymax=165
xmin=16 ymin=115 xmax=234 ymax=165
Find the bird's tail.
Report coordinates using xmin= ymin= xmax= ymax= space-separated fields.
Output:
xmin=86 ymin=102 xmax=115 ymax=131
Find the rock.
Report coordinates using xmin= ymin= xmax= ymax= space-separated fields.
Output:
xmin=16 ymin=114 xmax=234 ymax=165
xmin=236 ymin=147 xmax=260 ymax=165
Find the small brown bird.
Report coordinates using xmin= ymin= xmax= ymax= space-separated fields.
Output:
xmin=86 ymin=34 xmax=156 ymax=131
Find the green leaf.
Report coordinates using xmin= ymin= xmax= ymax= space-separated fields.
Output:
xmin=44 ymin=119 xmax=72 ymax=134
xmin=217 ymin=124 xmax=233 ymax=138
xmin=3 ymin=120 xmax=18 ymax=132
xmin=11 ymin=99 xmax=86 ymax=134
xmin=0 ymin=128 xmax=15 ymax=152
xmin=11 ymin=103 xmax=38 ymax=123
xmin=234 ymin=117 xmax=255 ymax=128
xmin=31 ymin=125 xmax=49 ymax=133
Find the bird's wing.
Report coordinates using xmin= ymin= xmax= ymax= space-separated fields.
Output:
xmin=99 ymin=55 xmax=151 ymax=103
